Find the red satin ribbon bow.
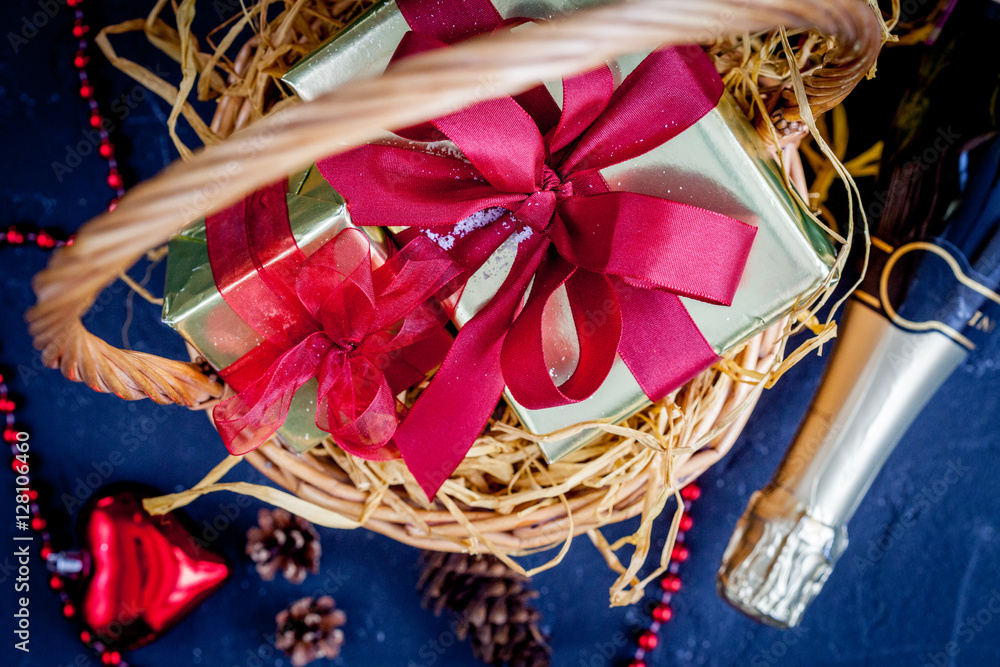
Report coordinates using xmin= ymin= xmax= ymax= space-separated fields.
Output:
xmin=205 ymin=182 xmax=463 ymax=460
xmin=317 ymin=7 xmax=757 ymax=499
xmin=319 ymin=51 xmax=756 ymax=497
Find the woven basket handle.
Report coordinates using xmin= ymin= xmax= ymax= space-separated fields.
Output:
xmin=28 ymin=0 xmax=880 ymax=406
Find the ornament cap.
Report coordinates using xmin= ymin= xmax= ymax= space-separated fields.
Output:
xmin=716 ymin=485 xmax=847 ymax=628
xmin=47 ymin=550 xmax=91 ymax=578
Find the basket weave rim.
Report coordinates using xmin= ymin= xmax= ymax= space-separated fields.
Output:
xmin=28 ymin=0 xmax=884 ymax=605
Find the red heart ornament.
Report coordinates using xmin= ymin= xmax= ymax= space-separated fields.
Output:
xmin=56 ymin=485 xmax=230 ymax=649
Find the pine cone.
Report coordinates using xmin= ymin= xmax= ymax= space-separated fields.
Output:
xmin=246 ymin=508 xmax=321 ymax=584
xmin=417 ymin=551 xmax=551 ymax=667
xmin=275 ymin=596 xmax=346 ymax=666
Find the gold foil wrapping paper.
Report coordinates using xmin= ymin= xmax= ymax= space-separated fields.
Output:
xmin=162 ymin=165 xmax=389 ymax=452
xmin=281 ymin=1 xmax=837 ymax=461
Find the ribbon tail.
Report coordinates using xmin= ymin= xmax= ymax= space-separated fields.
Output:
xmin=206 ymin=180 xmax=316 ymax=348
xmin=393 ymin=235 xmax=548 ymax=499
xmin=615 ymin=281 xmax=719 ymax=401
xmin=383 ymin=327 xmax=453 ymax=394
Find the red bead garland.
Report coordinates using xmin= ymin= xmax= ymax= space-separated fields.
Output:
xmin=652 ymin=603 xmax=673 ymax=623
xmin=680 ymin=485 xmax=701 ymax=501
xmin=4 ymin=346 xmax=141 ymax=666
xmin=629 ymin=482 xmax=701 ymax=665
xmin=1 ymin=226 xmax=72 ymax=249
xmin=70 ymin=0 xmax=126 ymax=205
xmin=660 ymin=573 xmax=681 ymax=593
xmin=1 ymin=2 xmax=132 ymax=663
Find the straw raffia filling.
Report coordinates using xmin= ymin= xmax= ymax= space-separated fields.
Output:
xmin=114 ymin=0 xmax=921 ymax=605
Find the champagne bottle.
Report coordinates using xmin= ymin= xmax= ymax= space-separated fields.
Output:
xmin=716 ymin=0 xmax=1000 ymax=627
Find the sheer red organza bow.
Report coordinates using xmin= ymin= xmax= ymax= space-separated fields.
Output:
xmin=317 ymin=2 xmax=757 ymax=498
xmin=205 ymin=182 xmax=463 ymax=460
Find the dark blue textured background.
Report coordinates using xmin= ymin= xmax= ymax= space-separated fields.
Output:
xmin=2 ymin=2 xmax=999 ymax=666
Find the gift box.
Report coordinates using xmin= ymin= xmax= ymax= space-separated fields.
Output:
xmin=282 ymin=0 xmax=836 ymax=467
xmin=441 ymin=91 xmax=836 ymax=462
xmin=162 ymin=165 xmax=450 ymax=453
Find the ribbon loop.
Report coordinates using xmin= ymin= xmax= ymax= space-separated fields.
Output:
xmin=547 ymin=65 xmax=615 ymax=155
xmin=432 ymin=96 xmax=547 ymax=194
xmin=501 ymin=256 xmax=622 ymax=409
xmin=558 ymin=48 xmax=724 ymax=175
xmin=214 ymin=332 xmax=334 ymax=455
xmin=553 ymin=191 xmax=756 ymax=304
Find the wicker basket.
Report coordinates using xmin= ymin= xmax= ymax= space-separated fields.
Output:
xmin=28 ymin=0 xmax=884 ymax=604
